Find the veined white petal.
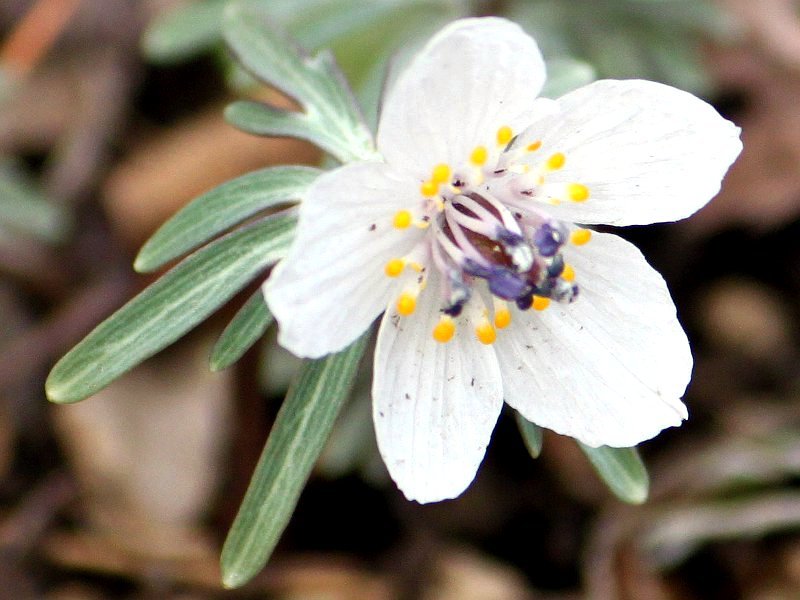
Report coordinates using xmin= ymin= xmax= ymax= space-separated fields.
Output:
xmin=265 ymin=162 xmax=422 ymax=358
xmin=377 ymin=17 xmax=546 ymax=176
xmin=372 ymin=277 xmax=504 ymax=503
xmin=511 ymin=79 xmax=742 ymax=226
xmin=495 ymin=232 xmax=690 ymax=447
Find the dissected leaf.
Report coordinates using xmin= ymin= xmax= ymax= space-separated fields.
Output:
xmin=46 ymin=213 xmax=296 ymax=404
xmin=220 ymin=333 xmax=369 ymax=588
xmin=135 ymin=165 xmax=318 ymax=273
xmin=578 ymin=442 xmax=649 ymax=504
xmin=209 ymin=288 xmax=273 ymax=372
xmin=222 ymin=2 xmax=376 ymax=162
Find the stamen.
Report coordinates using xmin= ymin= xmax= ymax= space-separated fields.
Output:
xmin=497 ymin=126 xmax=513 ymax=146
xmin=475 ymin=319 xmax=497 ymax=345
xmin=396 ymin=292 xmax=417 ymax=316
xmin=570 ymin=228 xmax=592 ymax=246
xmin=441 ymin=212 xmax=491 ymax=267
xmin=526 ymin=140 xmax=542 ymax=152
xmin=546 ymin=153 xmax=566 ymax=170
xmin=567 ymin=183 xmax=589 ymax=202
xmin=433 ymin=315 xmax=456 ymax=343
xmin=445 ymin=204 xmax=498 ymax=239
xmin=532 ymin=295 xmax=551 ymax=311
xmin=562 ymin=264 xmax=575 ymax=282
xmin=384 ymin=258 xmax=405 ymax=277
xmin=470 ymin=146 xmax=488 ymax=166
xmin=393 ymin=210 xmax=413 ymax=229
xmin=420 ymin=180 xmax=438 ymax=197
xmin=432 ymin=163 xmax=451 ymax=184
xmin=493 ymin=300 xmax=512 ymax=329
xmin=533 ymin=221 xmax=568 ymax=257
xmin=460 ymin=193 xmax=521 ymax=233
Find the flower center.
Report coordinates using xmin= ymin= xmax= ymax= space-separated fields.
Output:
xmin=387 ymin=126 xmax=592 ymax=344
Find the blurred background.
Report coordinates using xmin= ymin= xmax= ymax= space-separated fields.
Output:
xmin=1 ymin=0 xmax=800 ymax=598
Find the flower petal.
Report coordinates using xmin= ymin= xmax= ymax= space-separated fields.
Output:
xmin=495 ymin=232 xmax=690 ymax=447
xmin=372 ymin=278 xmax=504 ymax=503
xmin=377 ymin=17 xmax=546 ymax=176
xmin=510 ymin=79 xmax=742 ymax=226
xmin=265 ymin=162 xmax=422 ymax=358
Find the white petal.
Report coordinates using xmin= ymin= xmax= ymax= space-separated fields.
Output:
xmin=495 ymin=232 xmax=691 ymax=447
xmin=265 ymin=162 xmax=422 ymax=358
xmin=511 ymin=79 xmax=742 ymax=226
xmin=377 ymin=17 xmax=546 ymax=176
xmin=372 ymin=279 xmax=504 ymax=503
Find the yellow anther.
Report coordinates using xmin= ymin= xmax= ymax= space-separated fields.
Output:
xmin=570 ymin=228 xmax=592 ymax=246
xmin=470 ymin=146 xmax=488 ymax=166
xmin=532 ymin=296 xmax=551 ymax=311
xmin=546 ymin=152 xmax=566 ymax=170
xmin=475 ymin=320 xmax=497 ymax=345
xmin=494 ymin=308 xmax=512 ymax=329
xmin=567 ymin=183 xmax=589 ymax=202
xmin=431 ymin=164 xmax=451 ymax=184
xmin=396 ymin=292 xmax=416 ymax=316
xmin=393 ymin=210 xmax=412 ymax=229
xmin=496 ymin=126 xmax=513 ymax=146
xmin=432 ymin=316 xmax=456 ymax=343
xmin=384 ymin=258 xmax=405 ymax=277
xmin=409 ymin=262 xmax=424 ymax=273
xmin=526 ymin=140 xmax=542 ymax=152
xmin=561 ymin=264 xmax=576 ymax=282
xmin=420 ymin=180 xmax=438 ymax=197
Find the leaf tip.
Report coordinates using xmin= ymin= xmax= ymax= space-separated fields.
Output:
xmin=622 ymin=481 xmax=649 ymax=505
xmin=208 ymin=356 xmax=227 ymax=373
xmin=220 ymin=564 xmax=250 ymax=589
xmin=44 ymin=370 xmax=76 ymax=404
xmin=132 ymin=253 xmax=150 ymax=274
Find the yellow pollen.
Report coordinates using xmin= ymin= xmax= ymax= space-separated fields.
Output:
xmin=475 ymin=321 xmax=497 ymax=345
xmin=567 ymin=183 xmax=589 ymax=202
xmin=494 ymin=309 xmax=512 ymax=329
xmin=570 ymin=228 xmax=592 ymax=246
xmin=470 ymin=146 xmax=488 ymax=165
xmin=496 ymin=126 xmax=513 ymax=146
xmin=561 ymin=264 xmax=576 ymax=282
xmin=526 ymin=140 xmax=542 ymax=152
xmin=431 ymin=163 xmax=451 ymax=184
xmin=384 ymin=258 xmax=405 ymax=277
xmin=393 ymin=210 xmax=412 ymax=228
xmin=396 ymin=292 xmax=416 ymax=316
xmin=546 ymin=152 xmax=566 ymax=170
xmin=409 ymin=262 xmax=424 ymax=273
xmin=420 ymin=180 xmax=438 ymax=197
xmin=532 ymin=296 xmax=551 ymax=311
xmin=433 ymin=316 xmax=456 ymax=343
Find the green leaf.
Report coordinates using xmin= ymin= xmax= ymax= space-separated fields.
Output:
xmin=222 ymin=2 xmax=376 ymax=163
xmin=578 ymin=442 xmax=649 ymax=504
xmin=515 ymin=412 xmax=544 ymax=459
xmin=135 ymin=165 xmax=318 ymax=273
xmin=0 ymin=162 xmax=72 ymax=244
xmin=46 ymin=213 xmax=296 ymax=404
xmin=141 ymin=0 xmax=227 ymax=65
xmin=209 ymin=288 xmax=273 ymax=372
xmin=220 ymin=334 xmax=369 ymax=589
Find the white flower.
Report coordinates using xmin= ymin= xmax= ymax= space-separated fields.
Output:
xmin=265 ymin=18 xmax=742 ymax=503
